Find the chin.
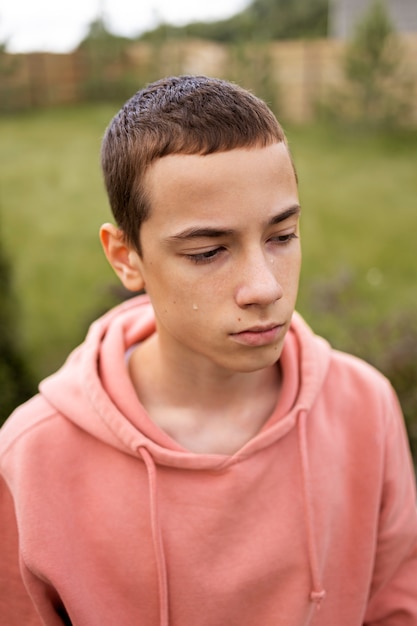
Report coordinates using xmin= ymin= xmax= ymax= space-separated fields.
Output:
xmin=227 ymin=349 xmax=283 ymax=374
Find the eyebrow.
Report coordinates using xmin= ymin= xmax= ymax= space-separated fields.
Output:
xmin=168 ymin=204 xmax=301 ymax=241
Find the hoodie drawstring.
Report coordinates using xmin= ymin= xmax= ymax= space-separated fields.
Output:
xmin=138 ymin=446 xmax=169 ymax=626
xmin=297 ymin=410 xmax=327 ymax=607
xmin=138 ymin=412 xmax=326 ymax=621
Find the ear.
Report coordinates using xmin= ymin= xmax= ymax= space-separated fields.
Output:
xmin=99 ymin=223 xmax=145 ymax=292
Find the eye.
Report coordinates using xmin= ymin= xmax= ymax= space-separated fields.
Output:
xmin=270 ymin=233 xmax=299 ymax=245
xmin=186 ymin=247 xmax=224 ymax=264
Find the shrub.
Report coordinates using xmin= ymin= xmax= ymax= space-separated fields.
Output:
xmin=320 ymin=0 xmax=415 ymax=128
xmin=0 ymin=227 xmax=35 ymax=424
xmin=303 ymin=268 xmax=417 ymax=465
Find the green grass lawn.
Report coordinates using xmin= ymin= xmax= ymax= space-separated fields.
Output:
xmin=1 ymin=105 xmax=417 ymax=382
xmin=0 ymin=105 xmax=121 ymax=377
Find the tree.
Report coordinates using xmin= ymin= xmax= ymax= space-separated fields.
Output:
xmin=77 ymin=17 xmax=139 ymax=102
xmin=140 ymin=0 xmax=328 ymax=43
xmin=324 ymin=0 xmax=414 ymax=127
xmin=242 ymin=0 xmax=328 ymax=40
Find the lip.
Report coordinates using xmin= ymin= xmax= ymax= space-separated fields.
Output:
xmin=230 ymin=323 xmax=285 ymax=347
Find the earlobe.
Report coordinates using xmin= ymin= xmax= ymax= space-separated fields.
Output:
xmin=99 ymin=223 xmax=145 ymax=292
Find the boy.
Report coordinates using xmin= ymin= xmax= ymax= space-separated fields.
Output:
xmin=1 ymin=75 xmax=416 ymax=625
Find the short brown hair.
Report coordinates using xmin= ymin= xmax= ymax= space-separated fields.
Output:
xmin=101 ymin=75 xmax=288 ymax=253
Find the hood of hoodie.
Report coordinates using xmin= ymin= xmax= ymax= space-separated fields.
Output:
xmin=39 ymin=294 xmax=332 ymax=472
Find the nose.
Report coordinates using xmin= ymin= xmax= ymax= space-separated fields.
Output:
xmin=234 ymin=251 xmax=283 ymax=308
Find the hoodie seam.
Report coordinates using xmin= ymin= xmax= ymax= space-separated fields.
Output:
xmin=0 ymin=410 xmax=58 ymax=464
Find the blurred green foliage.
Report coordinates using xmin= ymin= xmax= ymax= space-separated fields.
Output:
xmin=140 ymin=0 xmax=328 ymax=43
xmin=0 ymin=224 xmax=36 ymax=422
xmin=319 ymin=0 xmax=415 ymax=127
xmin=76 ymin=19 xmax=143 ymax=102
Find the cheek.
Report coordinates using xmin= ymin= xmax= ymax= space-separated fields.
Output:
xmin=278 ymin=250 xmax=302 ymax=283
xmin=147 ymin=279 xmax=201 ymax=320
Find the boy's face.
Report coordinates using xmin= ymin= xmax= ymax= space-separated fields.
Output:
xmin=126 ymin=142 xmax=301 ymax=375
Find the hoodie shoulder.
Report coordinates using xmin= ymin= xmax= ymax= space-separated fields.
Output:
xmin=0 ymin=395 xmax=57 ymax=463
xmin=330 ymin=346 xmax=391 ymax=391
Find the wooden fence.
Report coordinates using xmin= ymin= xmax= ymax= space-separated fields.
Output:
xmin=1 ymin=35 xmax=417 ymax=123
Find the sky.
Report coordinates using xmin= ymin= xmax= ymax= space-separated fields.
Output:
xmin=0 ymin=0 xmax=249 ymax=53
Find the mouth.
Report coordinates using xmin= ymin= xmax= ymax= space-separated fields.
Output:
xmin=230 ymin=323 xmax=285 ymax=347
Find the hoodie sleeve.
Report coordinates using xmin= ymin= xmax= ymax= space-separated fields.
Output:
xmin=363 ymin=386 xmax=417 ymax=625
xmin=0 ymin=475 xmax=43 ymax=626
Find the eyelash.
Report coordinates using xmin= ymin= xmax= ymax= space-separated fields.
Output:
xmin=186 ymin=233 xmax=298 ymax=265
xmin=271 ymin=233 xmax=298 ymax=245
xmin=186 ymin=248 xmax=225 ymax=265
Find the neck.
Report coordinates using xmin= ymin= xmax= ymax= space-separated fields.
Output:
xmin=129 ymin=332 xmax=279 ymax=410
xmin=128 ymin=333 xmax=282 ymax=454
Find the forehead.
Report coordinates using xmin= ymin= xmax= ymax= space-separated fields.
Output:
xmin=144 ymin=143 xmax=296 ymax=216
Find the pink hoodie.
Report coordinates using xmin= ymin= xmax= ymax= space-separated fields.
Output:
xmin=1 ymin=295 xmax=416 ymax=625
